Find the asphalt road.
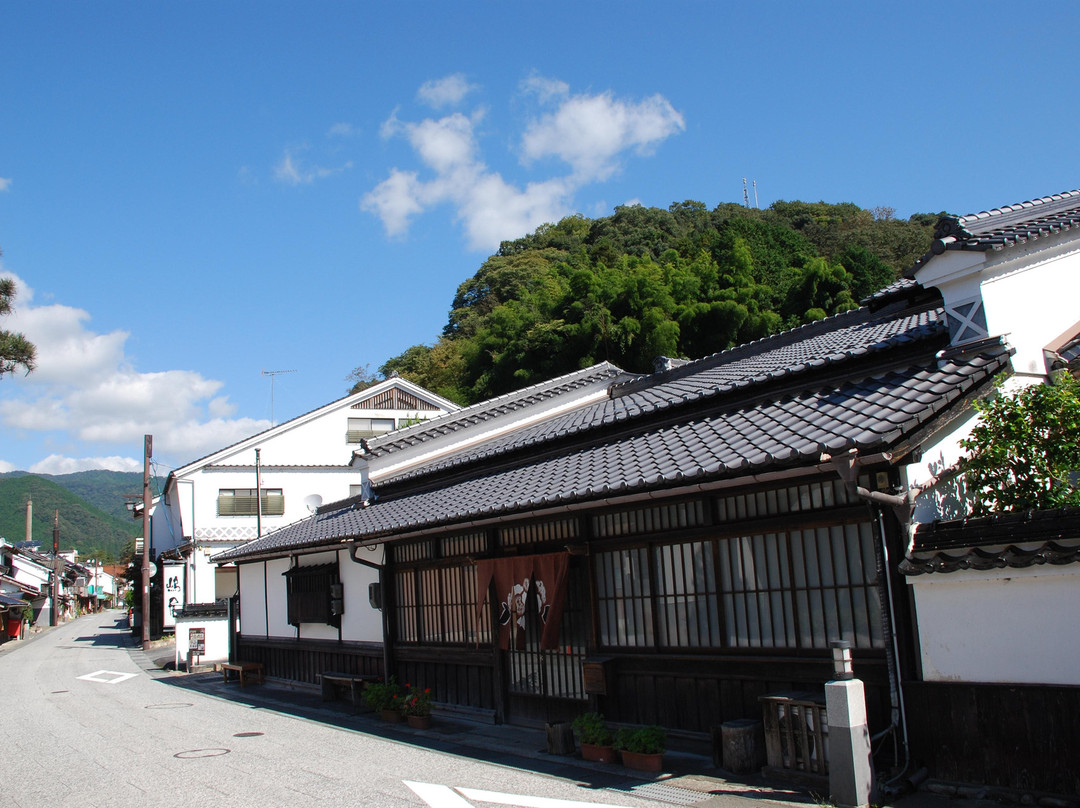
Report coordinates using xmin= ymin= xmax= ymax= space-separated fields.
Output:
xmin=0 ymin=611 xmax=672 ymax=808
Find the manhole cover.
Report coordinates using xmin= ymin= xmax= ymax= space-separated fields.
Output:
xmin=145 ymin=703 xmax=194 ymax=710
xmin=175 ymin=748 xmax=230 ymax=759
xmin=233 ymin=732 xmax=264 ymax=737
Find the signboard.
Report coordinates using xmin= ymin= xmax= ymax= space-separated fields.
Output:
xmin=189 ymin=627 xmax=205 ymax=655
xmin=163 ymin=560 xmax=186 ymax=629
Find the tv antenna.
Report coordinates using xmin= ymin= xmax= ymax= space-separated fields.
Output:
xmin=262 ymin=369 xmax=297 ymax=426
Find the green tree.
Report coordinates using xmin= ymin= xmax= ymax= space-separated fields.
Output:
xmin=0 ymin=274 xmax=36 ymax=377
xmin=959 ymin=374 xmax=1080 ymax=515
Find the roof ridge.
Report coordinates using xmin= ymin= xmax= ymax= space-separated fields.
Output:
xmin=935 ymin=189 xmax=1080 ymax=239
xmin=360 ymin=362 xmax=625 ymax=456
xmin=611 ymin=302 xmax=908 ymax=399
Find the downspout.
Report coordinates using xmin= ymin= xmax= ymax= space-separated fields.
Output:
xmin=823 ymin=449 xmax=916 ymax=786
xmin=823 ymin=450 xmax=965 ymax=789
xmin=348 ymin=542 xmax=391 ymax=682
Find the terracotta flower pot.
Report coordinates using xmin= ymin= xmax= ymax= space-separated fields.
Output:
xmin=620 ymin=750 xmax=664 ymax=772
xmin=407 ymin=714 xmax=432 ymax=729
xmin=580 ymin=743 xmax=617 ymax=764
xmin=380 ymin=708 xmax=403 ymax=723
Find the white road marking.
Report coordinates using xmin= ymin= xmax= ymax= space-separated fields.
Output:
xmin=405 ymin=781 xmax=474 ymax=807
xmin=458 ymin=788 xmax=639 ymax=808
xmin=77 ymin=670 xmax=138 ymax=684
xmin=405 ymin=781 xmax=641 ymax=808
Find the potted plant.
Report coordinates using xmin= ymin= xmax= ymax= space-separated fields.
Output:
xmin=572 ymin=712 xmax=616 ymax=763
xmin=403 ymin=683 xmax=433 ymax=729
xmin=364 ymin=677 xmax=404 ymax=722
xmin=615 ymin=725 xmax=666 ymax=772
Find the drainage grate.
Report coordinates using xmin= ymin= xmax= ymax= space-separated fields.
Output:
xmin=145 ymin=702 xmax=194 ymax=710
xmin=608 ymin=782 xmax=711 ymax=806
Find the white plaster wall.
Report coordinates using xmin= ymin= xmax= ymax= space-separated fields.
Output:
xmin=340 ymin=544 xmax=384 ymax=643
xmin=149 ymin=497 xmax=184 ymax=554
xmin=238 ymin=562 xmax=267 ymax=636
xmin=909 ymin=564 xmax=1080 ymax=685
xmin=903 ymin=409 xmax=981 ymax=526
xmin=265 ymin=556 xmax=292 ymax=637
xmin=916 ymin=234 xmax=1080 ymax=382
xmin=183 ymin=467 xmax=364 ymax=548
xmin=979 ymin=244 xmax=1080 ymax=377
xmin=175 ymin=615 xmax=230 ymax=663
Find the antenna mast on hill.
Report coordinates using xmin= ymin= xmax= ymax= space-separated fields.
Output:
xmin=261 ymin=369 xmax=297 ymax=426
xmin=743 ymin=177 xmax=750 ymax=208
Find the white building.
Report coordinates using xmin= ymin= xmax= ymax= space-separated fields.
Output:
xmin=151 ymin=377 xmax=459 ymax=625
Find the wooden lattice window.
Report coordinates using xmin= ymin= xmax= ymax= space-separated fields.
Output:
xmin=595 ymin=519 xmax=882 ymax=652
xmin=284 ymin=563 xmax=340 ymax=628
xmin=394 ymin=562 xmax=490 ymax=645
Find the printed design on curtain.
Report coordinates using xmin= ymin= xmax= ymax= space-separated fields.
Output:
xmin=476 ymin=552 xmax=569 ymax=650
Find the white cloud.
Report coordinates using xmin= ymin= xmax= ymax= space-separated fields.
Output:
xmin=521 ymin=91 xmax=685 ymax=181
xmin=328 ymin=122 xmax=358 ymax=137
xmin=274 ymin=149 xmax=353 ymax=185
xmin=520 ymin=74 xmax=569 ymax=104
xmin=363 ymin=76 xmax=684 ymax=250
xmin=0 ymin=177 xmax=11 ymax=192
xmin=30 ymin=454 xmax=142 ymax=475
xmin=361 ymin=169 xmax=427 ymax=237
xmin=0 ymin=459 xmax=14 ymax=473
xmin=0 ymin=270 xmax=271 ymax=472
xmin=417 ymin=74 xmax=476 ymax=109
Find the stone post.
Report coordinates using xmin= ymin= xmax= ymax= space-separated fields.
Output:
xmin=826 ymin=642 xmax=874 ymax=808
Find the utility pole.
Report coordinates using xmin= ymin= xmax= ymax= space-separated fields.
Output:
xmin=142 ymin=434 xmax=152 ymax=650
xmin=255 ymin=448 xmax=263 ymax=539
xmin=51 ymin=510 xmax=59 ymax=626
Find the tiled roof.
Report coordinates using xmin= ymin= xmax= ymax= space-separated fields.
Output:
xmin=379 ymin=299 xmax=948 ymax=486
xmin=359 ymin=362 xmax=627 ymax=459
xmin=218 ymin=298 xmax=1010 ymax=562
xmin=901 ymin=507 xmax=1080 ymax=575
xmin=922 ymin=189 xmax=1080 ymax=261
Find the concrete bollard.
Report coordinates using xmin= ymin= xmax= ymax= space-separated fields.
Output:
xmin=826 ymin=677 xmax=874 ymax=808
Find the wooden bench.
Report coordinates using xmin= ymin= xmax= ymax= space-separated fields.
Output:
xmin=320 ymin=671 xmax=375 ymax=711
xmin=220 ymin=661 xmax=264 ymax=687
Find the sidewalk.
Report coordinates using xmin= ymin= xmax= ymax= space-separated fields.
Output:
xmin=126 ymin=640 xmax=1009 ymax=808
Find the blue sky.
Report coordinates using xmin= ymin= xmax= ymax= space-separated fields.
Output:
xmin=0 ymin=2 xmax=1076 ymax=477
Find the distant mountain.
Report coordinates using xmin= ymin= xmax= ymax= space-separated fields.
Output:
xmin=0 ymin=471 xmax=157 ymax=562
xmin=0 ymin=470 xmax=163 ymax=521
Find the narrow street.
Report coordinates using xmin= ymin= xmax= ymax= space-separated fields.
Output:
xmin=0 ymin=612 xmax=687 ymax=808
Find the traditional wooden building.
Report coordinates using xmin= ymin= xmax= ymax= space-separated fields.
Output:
xmin=218 ymin=278 xmax=1005 ymax=732
xmin=218 ymin=190 xmax=1080 ymax=794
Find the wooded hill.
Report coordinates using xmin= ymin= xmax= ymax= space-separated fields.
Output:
xmin=362 ymin=200 xmax=943 ymax=405
xmin=0 ymin=470 xmax=153 ymax=562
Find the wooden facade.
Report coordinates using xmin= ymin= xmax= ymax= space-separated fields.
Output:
xmin=238 ymin=472 xmax=905 ymax=747
xmin=904 ymin=681 xmax=1080 ymax=796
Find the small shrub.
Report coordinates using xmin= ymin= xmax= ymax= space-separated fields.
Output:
xmin=572 ymin=712 xmax=614 ymax=746
xmin=614 ymin=725 xmax=666 ymax=754
xmin=364 ymin=677 xmax=403 ymax=712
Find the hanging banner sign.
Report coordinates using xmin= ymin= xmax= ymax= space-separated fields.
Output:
xmin=163 ymin=560 xmax=186 ymax=629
